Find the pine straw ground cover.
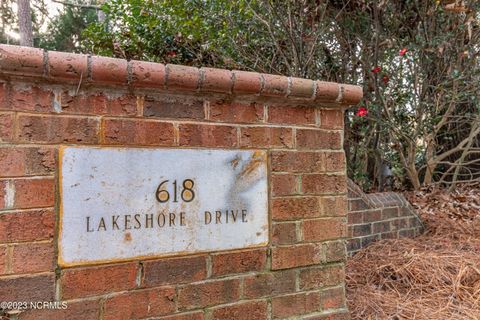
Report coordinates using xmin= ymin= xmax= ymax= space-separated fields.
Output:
xmin=346 ymin=184 xmax=480 ymax=319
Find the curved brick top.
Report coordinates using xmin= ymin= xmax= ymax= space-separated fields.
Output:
xmin=0 ymin=44 xmax=362 ymax=106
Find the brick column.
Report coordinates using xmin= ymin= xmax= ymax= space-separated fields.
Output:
xmin=0 ymin=44 xmax=362 ymax=320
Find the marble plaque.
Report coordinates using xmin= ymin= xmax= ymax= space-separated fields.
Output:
xmin=58 ymin=147 xmax=269 ymax=266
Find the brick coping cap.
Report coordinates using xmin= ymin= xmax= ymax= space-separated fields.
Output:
xmin=0 ymin=44 xmax=362 ymax=106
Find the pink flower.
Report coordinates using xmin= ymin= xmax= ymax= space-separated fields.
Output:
xmin=356 ymin=107 xmax=368 ymax=117
xmin=399 ymin=48 xmax=408 ymax=56
xmin=372 ymin=66 xmax=381 ymax=73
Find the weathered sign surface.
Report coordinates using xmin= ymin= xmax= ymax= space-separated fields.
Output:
xmin=58 ymin=147 xmax=269 ymax=266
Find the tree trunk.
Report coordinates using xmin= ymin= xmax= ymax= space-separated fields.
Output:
xmin=97 ymin=0 xmax=106 ymax=22
xmin=17 ymin=0 xmax=33 ymax=47
xmin=422 ymin=141 xmax=436 ymax=186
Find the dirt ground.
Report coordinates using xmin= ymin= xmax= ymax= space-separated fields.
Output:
xmin=346 ymin=183 xmax=480 ymax=320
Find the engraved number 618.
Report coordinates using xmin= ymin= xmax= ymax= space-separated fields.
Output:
xmin=155 ymin=179 xmax=195 ymax=203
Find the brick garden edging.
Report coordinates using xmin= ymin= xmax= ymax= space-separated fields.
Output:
xmin=0 ymin=44 xmax=362 ymax=320
xmin=346 ymin=180 xmax=424 ymax=255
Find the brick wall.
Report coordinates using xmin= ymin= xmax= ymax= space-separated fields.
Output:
xmin=346 ymin=180 xmax=424 ymax=255
xmin=0 ymin=45 xmax=362 ymax=320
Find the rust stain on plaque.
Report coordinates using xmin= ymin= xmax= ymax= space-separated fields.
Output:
xmin=240 ymin=151 xmax=267 ymax=177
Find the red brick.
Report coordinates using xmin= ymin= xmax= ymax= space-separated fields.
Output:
xmin=324 ymin=241 xmax=347 ymax=263
xmin=151 ymin=312 xmax=205 ymax=320
xmin=210 ymin=101 xmax=263 ymax=123
xmin=268 ymin=105 xmax=316 ymax=126
xmin=302 ymin=218 xmax=346 ymax=242
xmin=232 ymin=70 xmax=262 ymax=94
xmin=262 ymin=74 xmax=288 ymax=97
xmin=271 ymin=244 xmax=321 ymax=270
xmin=0 ymin=147 xmax=55 ymax=177
xmin=178 ymin=279 xmax=241 ymax=310
xmin=10 ymin=85 xmax=53 ymax=112
xmin=29 ymin=147 xmax=56 ymax=174
xmin=0 ymin=209 xmax=55 ymax=242
xmin=179 ymin=124 xmax=237 ymax=148
xmin=299 ymin=264 xmax=345 ymax=290
xmin=240 ymin=127 xmax=292 ymax=148
xmin=391 ymin=218 xmax=408 ymax=231
xmin=60 ymin=91 xmax=137 ymax=116
xmin=297 ymin=129 xmax=342 ymax=150
xmin=349 ymin=198 xmax=369 ymax=212
xmin=18 ymin=299 xmax=100 ymax=320
xmin=211 ymin=300 xmax=268 ymax=320
xmin=0 ymin=112 xmax=14 ymax=142
xmin=130 ymin=60 xmax=166 ymax=87
xmin=347 ymin=225 xmax=353 ymax=238
xmin=348 ymin=212 xmax=362 ymax=224
xmin=0 ymin=273 xmax=55 ymax=301
xmin=373 ymin=221 xmax=391 ymax=233
xmin=271 ymin=174 xmax=298 ymax=197
xmin=48 ymin=51 xmax=88 ymax=80
xmin=289 ymin=77 xmax=315 ymax=98
xmin=144 ymin=95 xmax=204 ymax=119
xmin=243 ymin=270 xmax=296 ymax=298
xmin=0 ymin=245 xmax=6 ymax=274
xmin=104 ymin=287 xmax=176 ymax=320
xmin=325 ymin=152 xmax=345 ymax=172
xmin=0 ymin=180 xmax=4 ymax=210
xmin=271 ymin=151 xmax=325 ymax=173
xmin=341 ymin=84 xmax=363 ymax=104
xmin=11 ymin=242 xmax=54 ymax=274
xmin=61 ymin=263 xmax=137 ymax=299
xmin=382 ymin=207 xmax=398 ymax=219
xmin=363 ymin=209 xmax=382 ymax=222
xmin=0 ymin=82 xmax=6 ymax=109
xmin=302 ymin=174 xmax=347 ymax=195
xmin=0 ymin=45 xmax=44 ymax=76
xmin=375 ymin=194 xmax=400 ymax=207
xmin=320 ymin=109 xmax=344 ymax=129
xmin=12 ymin=178 xmax=55 ymax=209
xmin=315 ymin=81 xmax=339 ymax=102
xmin=272 ymin=291 xmax=321 ymax=318
xmin=201 ymin=67 xmax=232 ymax=93
xmin=0 ymin=180 xmax=5 ymax=209
xmin=272 ymin=197 xmax=320 ymax=221
xmin=347 ymin=238 xmax=361 ymax=252
xmin=166 ymin=64 xmax=200 ymax=90
xmin=321 ymin=196 xmax=347 ymax=217
xmin=91 ymin=55 xmax=128 ymax=84
xmin=103 ymin=118 xmax=175 ymax=146
xmin=321 ymin=287 xmax=345 ymax=310
xmin=401 ymin=207 xmax=413 ymax=217
xmin=16 ymin=114 xmax=99 ymax=144
xmin=211 ymin=249 xmax=266 ymax=276
xmin=142 ymin=255 xmax=207 ymax=287
xmin=59 ymin=91 xmax=107 ymax=114
xmin=272 ymin=222 xmax=297 ymax=245
xmin=352 ymin=224 xmax=371 ymax=237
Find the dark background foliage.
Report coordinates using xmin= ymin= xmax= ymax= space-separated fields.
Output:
xmin=3 ymin=0 xmax=480 ymax=191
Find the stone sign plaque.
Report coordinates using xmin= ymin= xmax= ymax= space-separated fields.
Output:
xmin=58 ymin=147 xmax=269 ymax=266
